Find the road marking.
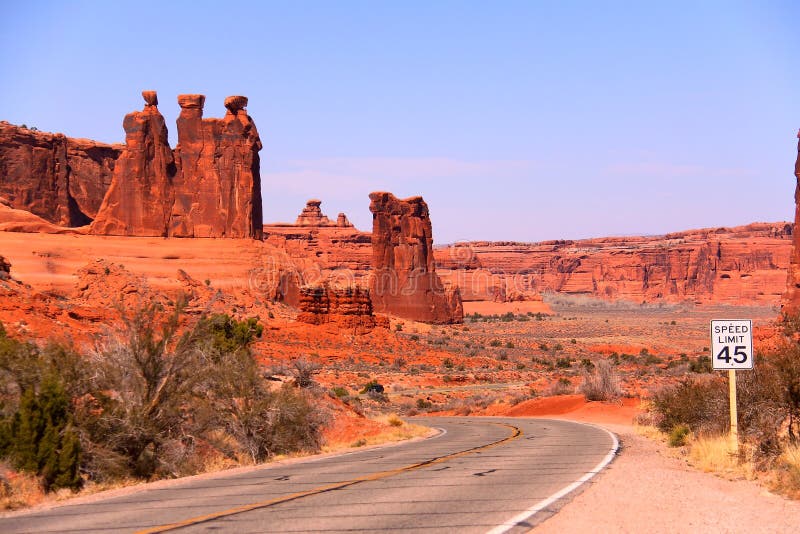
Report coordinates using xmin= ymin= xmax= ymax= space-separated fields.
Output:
xmin=136 ymin=422 xmax=520 ymax=533
xmin=485 ymin=422 xmax=620 ymax=534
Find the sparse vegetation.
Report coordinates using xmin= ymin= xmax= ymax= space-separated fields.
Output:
xmin=579 ymin=361 xmax=621 ymax=401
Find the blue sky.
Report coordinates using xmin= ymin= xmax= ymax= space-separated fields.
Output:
xmin=1 ymin=1 xmax=798 ymax=243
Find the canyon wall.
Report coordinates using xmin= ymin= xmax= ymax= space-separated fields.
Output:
xmin=368 ymin=192 xmax=463 ymax=323
xmin=0 ymin=121 xmax=121 ymax=227
xmin=437 ymin=222 xmax=791 ymax=306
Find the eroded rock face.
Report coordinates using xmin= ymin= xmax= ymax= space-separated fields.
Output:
xmin=368 ymin=191 xmax=463 ymax=324
xmin=90 ymin=91 xmax=263 ymax=238
xmin=171 ymin=94 xmax=263 ymax=238
xmin=91 ymin=92 xmax=176 ymax=236
xmin=297 ymin=283 xmax=381 ymax=331
xmin=0 ymin=121 xmax=121 ymax=226
xmin=437 ymin=222 xmax=792 ymax=305
xmin=785 ymin=130 xmax=800 ymax=314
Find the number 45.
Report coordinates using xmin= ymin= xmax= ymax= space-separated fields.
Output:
xmin=716 ymin=346 xmax=748 ymax=364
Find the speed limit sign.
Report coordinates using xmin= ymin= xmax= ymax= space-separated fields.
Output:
xmin=710 ymin=319 xmax=753 ymax=370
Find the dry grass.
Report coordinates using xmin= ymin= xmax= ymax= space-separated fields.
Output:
xmin=688 ymin=435 xmax=752 ymax=479
xmin=0 ymin=465 xmax=45 ymax=511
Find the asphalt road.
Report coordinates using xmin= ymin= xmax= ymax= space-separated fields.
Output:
xmin=0 ymin=417 xmax=617 ymax=534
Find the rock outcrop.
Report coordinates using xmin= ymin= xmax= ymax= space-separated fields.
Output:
xmin=294 ymin=199 xmax=354 ymax=227
xmin=90 ymin=91 xmax=176 ymax=236
xmin=0 ymin=121 xmax=121 ymax=226
xmin=785 ymin=129 xmax=800 ymax=314
xmin=368 ymin=192 xmax=463 ymax=324
xmin=89 ymin=92 xmax=263 ymax=238
xmin=297 ymin=283 xmax=382 ymax=331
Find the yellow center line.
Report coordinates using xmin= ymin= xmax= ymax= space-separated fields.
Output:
xmin=136 ymin=423 xmax=522 ymax=533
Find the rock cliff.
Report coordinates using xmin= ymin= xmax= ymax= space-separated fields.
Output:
xmin=368 ymin=191 xmax=463 ymax=323
xmin=437 ymin=222 xmax=791 ymax=306
xmin=0 ymin=121 xmax=121 ymax=226
xmin=785 ymin=130 xmax=800 ymax=314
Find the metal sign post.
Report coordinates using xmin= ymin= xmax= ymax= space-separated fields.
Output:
xmin=710 ymin=319 xmax=753 ymax=450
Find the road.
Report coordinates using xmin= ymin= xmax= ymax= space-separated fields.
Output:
xmin=0 ymin=417 xmax=617 ymax=533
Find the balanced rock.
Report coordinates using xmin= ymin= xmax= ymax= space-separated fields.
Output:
xmin=91 ymin=91 xmax=176 ymax=236
xmin=368 ymin=191 xmax=463 ymax=324
xmin=295 ymin=199 xmax=332 ymax=226
xmin=292 ymin=199 xmax=354 ymax=228
xmin=0 ymin=121 xmax=121 ymax=226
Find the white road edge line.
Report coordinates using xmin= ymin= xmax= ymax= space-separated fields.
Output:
xmin=485 ymin=422 xmax=620 ymax=534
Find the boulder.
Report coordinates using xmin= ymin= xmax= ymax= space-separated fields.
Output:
xmin=368 ymin=191 xmax=463 ymax=324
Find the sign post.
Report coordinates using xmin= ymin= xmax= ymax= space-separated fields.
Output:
xmin=710 ymin=320 xmax=753 ymax=450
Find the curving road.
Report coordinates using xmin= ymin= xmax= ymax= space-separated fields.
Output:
xmin=0 ymin=417 xmax=617 ymax=533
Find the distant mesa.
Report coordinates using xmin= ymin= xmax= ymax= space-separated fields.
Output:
xmin=294 ymin=199 xmax=353 ymax=227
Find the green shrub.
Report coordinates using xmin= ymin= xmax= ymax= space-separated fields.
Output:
xmin=668 ymin=424 xmax=690 ymax=447
xmin=0 ymin=376 xmax=82 ymax=491
xmin=331 ymin=386 xmax=348 ymax=398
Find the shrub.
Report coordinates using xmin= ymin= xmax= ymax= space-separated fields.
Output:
xmin=416 ymin=398 xmax=432 ymax=410
xmin=650 ymin=377 xmax=728 ymax=434
xmin=443 ymin=358 xmax=454 ymax=369
xmin=548 ymin=378 xmax=573 ymax=396
xmin=555 ymin=357 xmax=571 ymax=369
xmin=489 ymin=340 xmax=502 ymax=347
xmin=689 ymin=355 xmax=713 ymax=373
xmin=668 ymin=424 xmax=690 ymax=447
xmin=0 ymin=376 xmax=82 ymax=491
xmin=290 ymin=357 xmax=321 ymax=388
xmin=505 ymin=342 xmax=515 ymax=349
xmin=331 ymin=386 xmax=348 ymax=398
xmin=579 ymin=361 xmax=621 ymax=401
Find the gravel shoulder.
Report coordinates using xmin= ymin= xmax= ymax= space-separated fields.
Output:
xmin=534 ymin=422 xmax=800 ymax=533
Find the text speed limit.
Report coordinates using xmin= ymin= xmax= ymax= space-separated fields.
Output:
xmin=710 ymin=319 xmax=753 ymax=370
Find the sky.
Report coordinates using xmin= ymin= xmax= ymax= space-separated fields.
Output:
xmin=1 ymin=1 xmax=798 ymax=243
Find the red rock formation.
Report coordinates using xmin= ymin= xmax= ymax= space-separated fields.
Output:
xmin=437 ymin=222 xmax=792 ymax=306
xmin=88 ymin=91 xmax=264 ymax=238
xmin=368 ymin=191 xmax=463 ymax=324
xmin=785 ymin=130 xmax=800 ymax=314
xmin=0 ymin=121 xmax=121 ymax=226
xmin=336 ymin=212 xmax=353 ymax=227
xmin=91 ymin=91 xmax=176 ymax=236
xmin=171 ymin=94 xmax=263 ymax=238
xmin=297 ymin=283 xmax=381 ymax=331
xmin=292 ymin=199 xmax=354 ymax=228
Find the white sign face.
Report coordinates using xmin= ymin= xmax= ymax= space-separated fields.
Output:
xmin=710 ymin=319 xmax=753 ymax=370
